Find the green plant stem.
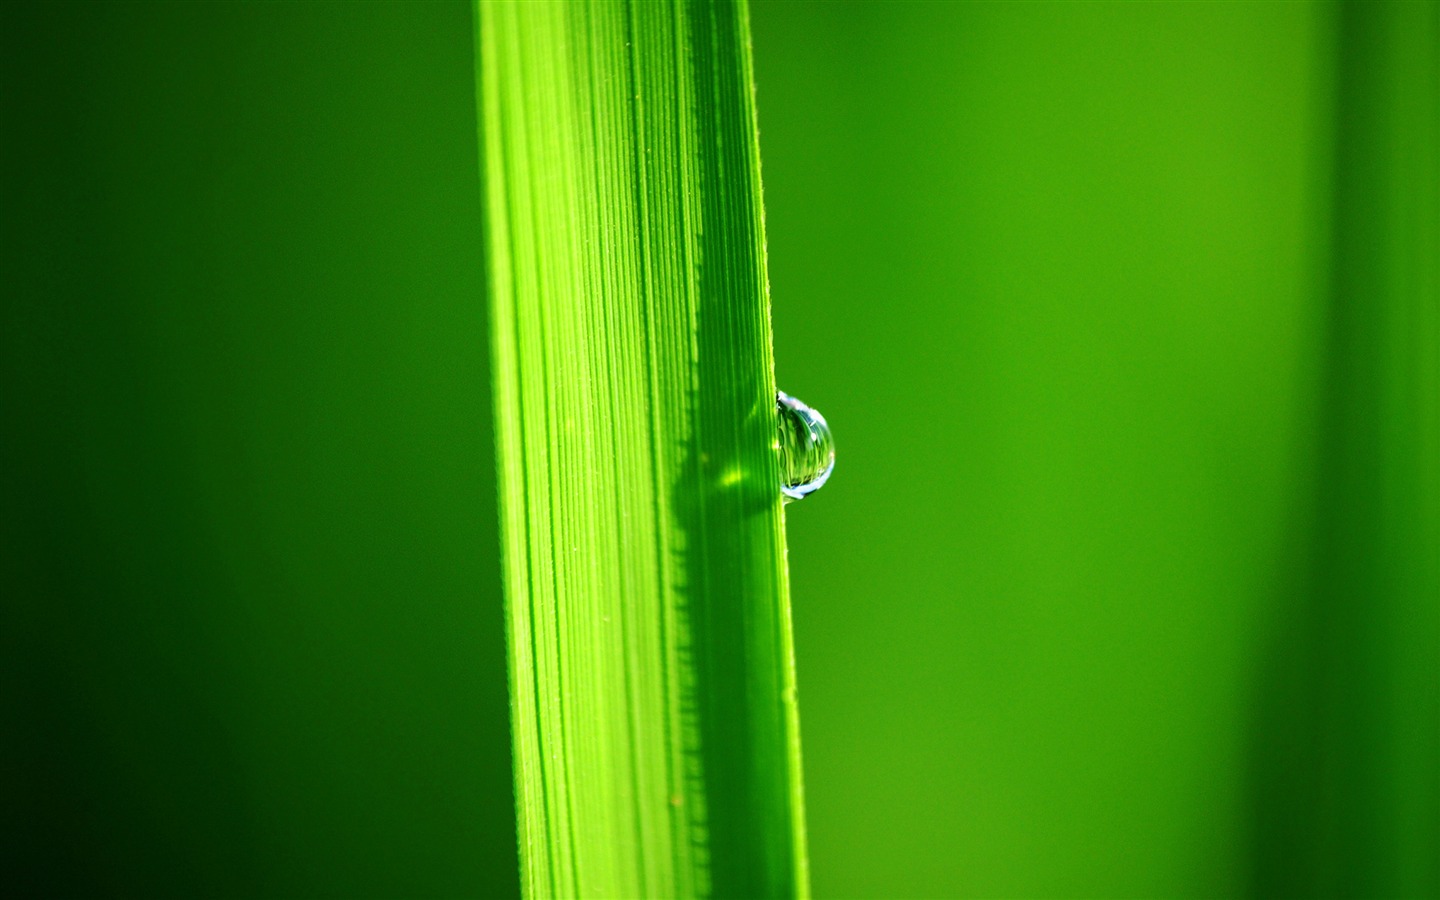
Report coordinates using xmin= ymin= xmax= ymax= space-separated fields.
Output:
xmin=477 ymin=1 xmax=808 ymax=896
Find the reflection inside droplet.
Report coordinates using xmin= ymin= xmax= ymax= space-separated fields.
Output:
xmin=777 ymin=391 xmax=834 ymax=503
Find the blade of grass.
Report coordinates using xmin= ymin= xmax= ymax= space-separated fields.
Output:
xmin=477 ymin=1 xmax=808 ymax=896
xmin=1250 ymin=3 xmax=1440 ymax=896
xmin=1311 ymin=3 xmax=1440 ymax=894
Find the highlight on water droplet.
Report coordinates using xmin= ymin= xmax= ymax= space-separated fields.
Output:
xmin=776 ymin=391 xmax=834 ymax=503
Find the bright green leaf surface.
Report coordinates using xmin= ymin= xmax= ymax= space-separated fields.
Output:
xmin=479 ymin=1 xmax=806 ymax=896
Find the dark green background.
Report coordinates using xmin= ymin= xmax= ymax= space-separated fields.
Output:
xmin=4 ymin=2 xmax=516 ymax=896
xmin=4 ymin=1 xmax=1435 ymax=898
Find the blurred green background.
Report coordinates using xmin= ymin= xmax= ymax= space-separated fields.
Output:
xmin=4 ymin=2 xmax=516 ymax=897
xmin=754 ymin=2 xmax=1436 ymax=898
xmin=4 ymin=1 xmax=1435 ymax=898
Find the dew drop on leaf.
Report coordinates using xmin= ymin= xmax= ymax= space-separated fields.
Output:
xmin=777 ymin=391 xmax=834 ymax=503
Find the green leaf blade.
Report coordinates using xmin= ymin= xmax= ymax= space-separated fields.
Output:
xmin=479 ymin=1 xmax=808 ymax=896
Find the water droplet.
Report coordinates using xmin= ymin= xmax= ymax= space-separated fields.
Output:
xmin=777 ymin=391 xmax=834 ymax=503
